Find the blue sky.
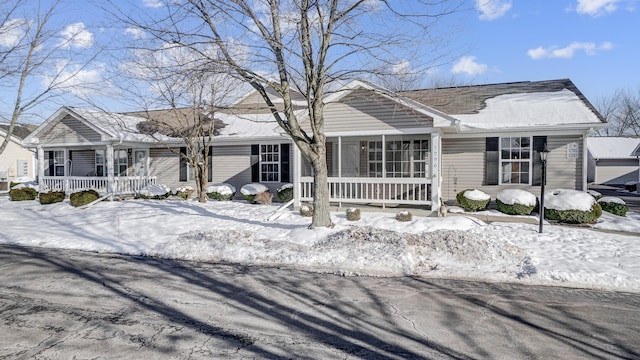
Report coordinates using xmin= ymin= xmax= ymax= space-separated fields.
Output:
xmin=1 ymin=0 xmax=638 ymax=122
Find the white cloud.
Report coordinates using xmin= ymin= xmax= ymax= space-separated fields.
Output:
xmin=451 ymin=56 xmax=488 ymax=75
xmin=142 ymin=0 xmax=163 ymax=8
xmin=41 ymin=62 xmax=110 ymax=98
xmin=576 ymin=0 xmax=621 ymax=16
xmin=391 ymin=60 xmax=411 ymax=75
xmin=0 ymin=19 xmax=29 ymax=48
xmin=125 ymin=27 xmax=146 ymax=39
xmin=60 ymin=23 xmax=94 ymax=49
xmin=527 ymin=41 xmax=613 ymax=59
xmin=476 ymin=0 xmax=512 ymax=20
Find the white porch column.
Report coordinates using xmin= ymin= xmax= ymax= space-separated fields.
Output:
xmin=292 ymin=143 xmax=301 ymax=208
xmin=430 ymin=131 xmax=441 ymax=214
xmin=37 ymin=146 xmax=45 ymax=186
xmin=582 ymin=133 xmax=589 ymax=191
xmin=106 ymin=144 xmax=115 ymax=194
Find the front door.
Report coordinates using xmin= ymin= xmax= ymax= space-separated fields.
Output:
xmin=133 ymin=149 xmax=148 ymax=176
xmin=340 ymin=141 xmax=360 ymax=177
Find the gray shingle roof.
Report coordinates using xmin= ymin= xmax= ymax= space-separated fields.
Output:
xmin=0 ymin=123 xmax=37 ymax=140
xmin=401 ymin=79 xmax=604 ymax=122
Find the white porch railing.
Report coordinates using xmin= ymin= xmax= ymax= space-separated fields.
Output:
xmin=300 ymin=176 xmax=431 ymax=207
xmin=40 ymin=176 xmax=157 ymax=195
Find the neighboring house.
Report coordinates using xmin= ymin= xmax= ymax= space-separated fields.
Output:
xmin=24 ymin=78 xmax=606 ymax=213
xmin=0 ymin=123 xmax=37 ymax=192
xmin=587 ymin=137 xmax=640 ymax=185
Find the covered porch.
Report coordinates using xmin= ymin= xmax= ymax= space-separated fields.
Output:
xmin=294 ymin=131 xmax=441 ymax=211
xmin=36 ymin=144 xmax=156 ymax=195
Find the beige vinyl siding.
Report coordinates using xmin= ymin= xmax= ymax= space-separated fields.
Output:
xmin=40 ymin=115 xmax=102 ymax=144
xmin=212 ymin=145 xmax=251 ymax=197
xmin=70 ymin=150 xmax=96 ymax=176
xmin=441 ymin=135 xmax=584 ymax=203
xmin=592 ymin=159 xmax=638 ymax=185
xmin=0 ymin=136 xmax=34 ymax=182
xmin=322 ymin=91 xmax=433 ymax=133
xmin=149 ymin=148 xmax=185 ymax=189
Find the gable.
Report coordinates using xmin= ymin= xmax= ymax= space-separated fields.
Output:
xmin=322 ymin=90 xmax=433 ymax=133
xmin=39 ymin=115 xmax=103 ymax=144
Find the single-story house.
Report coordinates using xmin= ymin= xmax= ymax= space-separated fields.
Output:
xmin=0 ymin=123 xmax=37 ymax=192
xmin=587 ymin=137 xmax=640 ymax=185
xmin=23 ymin=78 xmax=606 ymax=213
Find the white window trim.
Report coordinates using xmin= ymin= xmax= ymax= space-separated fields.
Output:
xmin=95 ymin=149 xmax=105 ymax=177
xmin=498 ymin=136 xmax=532 ymax=185
xmin=50 ymin=149 xmax=66 ymax=177
xmin=114 ymin=149 xmax=128 ymax=177
xmin=259 ymin=144 xmax=280 ymax=183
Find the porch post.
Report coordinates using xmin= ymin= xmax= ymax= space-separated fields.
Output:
xmin=381 ymin=135 xmax=386 ymax=209
xmin=337 ymin=136 xmax=342 ymax=208
xmin=37 ymin=146 xmax=45 ymax=188
xmin=292 ymin=143 xmax=301 ymax=208
xmin=106 ymin=144 xmax=115 ymax=194
xmin=430 ymin=131 xmax=441 ymax=214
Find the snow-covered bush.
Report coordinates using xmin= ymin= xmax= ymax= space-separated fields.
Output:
xmin=544 ymin=189 xmax=602 ymax=224
xmin=276 ymin=183 xmax=294 ymax=202
xmin=206 ymin=183 xmax=236 ymax=201
xmin=300 ymin=203 xmax=314 ymax=217
xmin=456 ymin=189 xmax=490 ymax=212
xmin=173 ymin=186 xmax=195 ymax=200
xmin=496 ymin=189 xmax=536 ymax=215
xmin=598 ymin=196 xmax=628 ymax=217
xmin=39 ymin=191 xmax=65 ymax=205
xmin=10 ymin=176 xmax=36 ymax=190
xmin=395 ymin=210 xmax=412 ymax=222
xmin=625 ymin=181 xmax=638 ymax=192
xmin=70 ymin=190 xmax=100 ymax=207
xmin=241 ymin=183 xmax=270 ymax=204
xmin=138 ymin=184 xmax=170 ymax=200
xmin=587 ymin=189 xmax=602 ymax=200
xmin=9 ymin=187 xmax=37 ymax=201
xmin=346 ymin=207 xmax=361 ymax=221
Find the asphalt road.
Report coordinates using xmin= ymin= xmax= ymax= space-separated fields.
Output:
xmin=1 ymin=245 xmax=639 ymax=359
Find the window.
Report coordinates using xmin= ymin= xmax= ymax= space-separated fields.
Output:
xmin=53 ymin=150 xmax=65 ymax=176
xmin=114 ymin=149 xmax=128 ymax=176
xmin=412 ymin=140 xmax=429 ymax=178
xmin=260 ymin=144 xmax=280 ymax=182
xmin=386 ymin=140 xmax=411 ymax=177
xmin=368 ymin=141 xmax=383 ymax=177
xmin=95 ymin=150 xmax=105 ymax=177
xmin=500 ymin=137 xmax=531 ymax=184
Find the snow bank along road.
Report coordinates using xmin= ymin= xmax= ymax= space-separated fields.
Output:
xmin=1 ymin=245 xmax=639 ymax=359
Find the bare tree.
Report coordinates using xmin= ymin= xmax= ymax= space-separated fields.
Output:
xmin=594 ymin=87 xmax=640 ymax=136
xmin=118 ymin=44 xmax=236 ymax=203
xmin=0 ymin=0 xmax=98 ymax=155
xmin=111 ymin=0 xmax=464 ymax=228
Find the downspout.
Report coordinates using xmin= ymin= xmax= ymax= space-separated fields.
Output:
xmin=582 ymin=132 xmax=588 ymax=191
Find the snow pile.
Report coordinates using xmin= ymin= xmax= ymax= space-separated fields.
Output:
xmin=497 ymin=189 xmax=536 ymax=206
xmin=545 ymin=189 xmax=595 ymax=211
xmin=139 ymin=184 xmax=170 ymax=197
xmin=241 ymin=183 xmax=269 ymax=195
xmin=463 ymin=189 xmax=490 ymax=201
xmin=207 ymin=183 xmax=236 ymax=195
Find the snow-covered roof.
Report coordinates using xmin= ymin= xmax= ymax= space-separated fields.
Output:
xmin=214 ymin=111 xmax=303 ymax=138
xmin=587 ymin=137 xmax=640 ymax=159
xmin=452 ymin=89 xmax=602 ymax=130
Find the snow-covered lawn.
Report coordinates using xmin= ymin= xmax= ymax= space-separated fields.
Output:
xmin=1 ymin=196 xmax=639 ymax=293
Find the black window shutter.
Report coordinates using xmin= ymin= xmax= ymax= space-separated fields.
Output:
xmin=532 ymin=136 xmax=547 ymax=186
xmin=179 ymin=147 xmax=187 ymax=181
xmin=251 ymin=144 xmax=260 ymax=182
xmin=207 ymin=146 xmax=213 ymax=182
xmin=485 ymin=137 xmax=499 ymax=185
xmin=280 ymin=143 xmax=290 ymax=182
xmin=47 ymin=151 xmax=54 ymax=176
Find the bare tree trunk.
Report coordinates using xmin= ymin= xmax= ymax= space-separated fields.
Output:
xmin=198 ymin=163 xmax=208 ymax=202
xmin=311 ymin=152 xmax=333 ymax=228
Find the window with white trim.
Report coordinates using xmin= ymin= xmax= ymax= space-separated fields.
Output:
xmin=412 ymin=139 xmax=429 ymax=178
xmin=53 ymin=150 xmax=65 ymax=176
xmin=368 ymin=141 xmax=383 ymax=177
xmin=500 ymin=136 xmax=531 ymax=184
xmin=95 ymin=150 xmax=105 ymax=177
xmin=260 ymin=144 xmax=280 ymax=182
xmin=114 ymin=149 xmax=128 ymax=176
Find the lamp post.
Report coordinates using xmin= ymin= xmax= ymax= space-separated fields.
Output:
xmin=538 ymin=143 xmax=550 ymax=233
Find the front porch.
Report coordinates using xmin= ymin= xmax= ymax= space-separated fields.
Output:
xmin=294 ymin=132 xmax=441 ymax=211
xmin=40 ymin=176 xmax=156 ymax=195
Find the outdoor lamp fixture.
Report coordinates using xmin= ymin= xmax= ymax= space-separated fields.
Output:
xmin=538 ymin=143 xmax=550 ymax=233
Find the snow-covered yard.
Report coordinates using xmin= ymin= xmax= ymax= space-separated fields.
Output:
xmin=1 ymin=196 xmax=639 ymax=293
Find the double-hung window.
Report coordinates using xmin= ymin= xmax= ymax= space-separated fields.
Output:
xmin=52 ymin=150 xmax=65 ymax=176
xmin=114 ymin=149 xmax=128 ymax=176
xmin=366 ymin=138 xmax=429 ymax=178
xmin=500 ymin=137 xmax=531 ymax=184
xmin=95 ymin=150 xmax=105 ymax=177
xmin=260 ymin=144 xmax=280 ymax=182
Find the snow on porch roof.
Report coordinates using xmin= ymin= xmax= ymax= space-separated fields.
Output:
xmin=587 ymin=137 xmax=640 ymax=159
